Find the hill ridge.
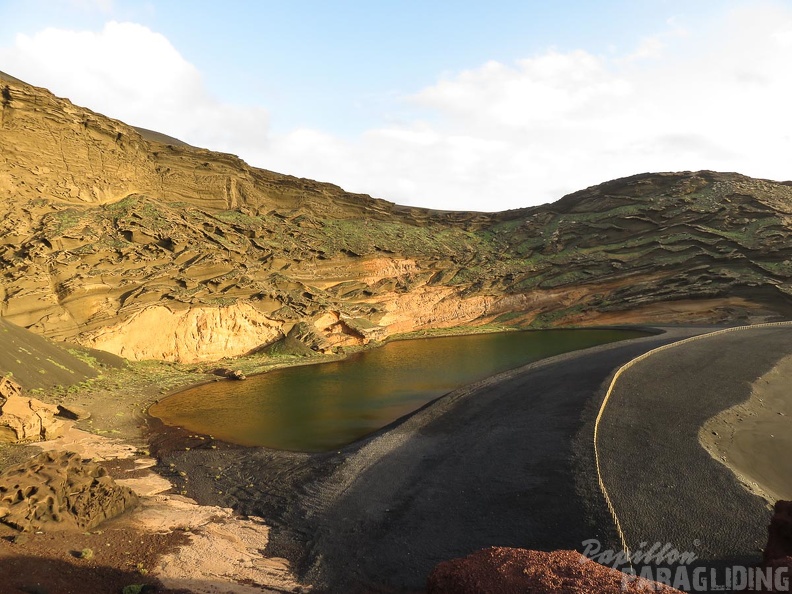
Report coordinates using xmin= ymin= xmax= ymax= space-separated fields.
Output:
xmin=2 ymin=73 xmax=792 ymax=362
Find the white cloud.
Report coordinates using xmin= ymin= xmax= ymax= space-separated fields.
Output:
xmin=3 ymin=5 xmax=792 ymax=212
xmin=0 ymin=22 xmax=269 ymax=154
xmin=257 ymin=3 xmax=792 ymax=211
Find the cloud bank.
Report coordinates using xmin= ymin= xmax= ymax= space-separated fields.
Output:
xmin=3 ymin=6 xmax=792 ymax=211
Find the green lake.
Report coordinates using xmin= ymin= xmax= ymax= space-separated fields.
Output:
xmin=149 ymin=328 xmax=646 ymax=451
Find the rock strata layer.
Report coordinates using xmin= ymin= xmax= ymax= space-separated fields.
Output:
xmin=0 ymin=394 xmax=65 ymax=443
xmin=3 ymin=74 xmax=792 ymax=361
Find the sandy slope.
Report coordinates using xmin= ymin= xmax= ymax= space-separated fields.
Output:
xmin=701 ymin=352 xmax=792 ymax=503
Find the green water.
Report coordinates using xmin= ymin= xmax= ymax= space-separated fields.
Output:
xmin=150 ymin=328 xmax=646 ymax=451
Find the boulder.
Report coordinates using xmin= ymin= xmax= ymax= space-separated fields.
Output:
xmin=56 ymin=403 xmax=92 ymax=420
xmin=754 ymin=500 xmax=792 ymax=592
xmin=0 ymin=450 xmax=138 ymax=532
xmin=427 ymin=547 xmax=684 ymax=594
xmin=764 ymin=500 xmax=792 ymax=564
xmin=0 ymin=394 xmax=65 ymax=443
xmin=0 ymin=375 xmax=22 ymax=404
xmin=212 ymin=368 xmax=247 ymax=381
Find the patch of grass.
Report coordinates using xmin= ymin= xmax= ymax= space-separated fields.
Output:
xmin=212 ymin=209 xmax=261 ymax=226
xmin=51 ymin=209 xmax=83 ymax=234
xmin=77 ymin=547 xmax=94 ymax=560
xmin=66 ymin=348 xmax=101 ymax=370
xmin=529 ymin=305 xmax=588 ymax=328
xmin=45 ymin=357 xmax=74 ymax=373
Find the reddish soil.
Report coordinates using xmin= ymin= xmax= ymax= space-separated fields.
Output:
xmin=0 ymin=522 xmax=191 ymax=594
xmin=427 ymin=547 xmax=684 ymax=594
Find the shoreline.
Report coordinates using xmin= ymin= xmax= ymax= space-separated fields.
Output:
xmin=149 ymin=324 xmax=656 ymax=451
xmin=700 ymin=352 xmax=792 ymax=504
xmin=5 ymin=322 xmax=783 ymax=592
xmin=159 ymin=326 xmax=710 ymax=591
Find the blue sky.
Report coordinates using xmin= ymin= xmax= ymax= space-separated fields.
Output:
xmin=1 ymin=1 xmax=791 ymax=210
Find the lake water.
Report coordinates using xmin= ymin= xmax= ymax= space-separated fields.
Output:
xmin=150 ymin=328 xmax=646 ymax=451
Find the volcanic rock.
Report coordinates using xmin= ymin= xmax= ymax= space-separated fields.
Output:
xmin=212 ymin=368 xmax=247 ymax=380
xmin=0 ymin=376 xmax=22 ymax=404
xmin=55 ymin=403 xmax=91 ymax=420
xmin=426 ymin=547 xmax=684 ymax=594
xmin=0 ymin=394 xmax=65 ymax=443
xmin=0 ymin=450 xmax=138 ymax=532
xmin=753 ymin=500 xmax=792 ymax=592
xmin=764 ymin=501 xmax=792 ymax=563
xmin=3 ymin=73 xmax=792 ymax=363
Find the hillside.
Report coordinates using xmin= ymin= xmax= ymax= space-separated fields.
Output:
xmin=0 ymin=318 xmax=95 ymax=389
xmin=1 ymin=73 xmax=792 ymax=362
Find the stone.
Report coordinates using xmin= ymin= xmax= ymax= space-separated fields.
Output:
xmin=55 ymin=403 xmax=91 ymax=420
xmin=212 ymin=368 xmax=247 ymax=381
xmin=0 ymin=375 xmax=22 ymax=405
xmin=755 ymin=500 xmax=792 ymax=592
xmin=764 ymin=500 xmax=792 ymax=564
xmin=0 ymin=395 xmax=65 ymax=443
xmin=427 ymin=547 xmax=684 ymax=594
xmin=0 ymin=450 xmax=138 ymax=532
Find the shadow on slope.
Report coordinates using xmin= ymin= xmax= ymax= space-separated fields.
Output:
xmin=0 ymin=318 xmax=123 ymax=390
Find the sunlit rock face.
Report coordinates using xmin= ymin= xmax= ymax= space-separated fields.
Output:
xmin=3 ymin=73 xmax=792 ymax=361
xmin=0 ymin=395 xmax=65 ymax=443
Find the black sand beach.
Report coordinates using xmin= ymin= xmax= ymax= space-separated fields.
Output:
xmin=702 ymin=352 xmax=792 ymax=503
xmin=598 ymin=325 xmax=792 ymax=574
xmin=159 ymin=327 xmax=718 ymax=592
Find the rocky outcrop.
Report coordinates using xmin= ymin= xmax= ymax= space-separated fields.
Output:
xmin=78 ymin=302 xmax=283 ymax=362
xmin=0 ymin=450 xmax=138 ymax=532
xmin=0 ymin=395 xmax=65 ymax=443
xmin=753 ymin=500 xmax=792 ymax=592
xmin=0 ymin=376 xmax=21 ymax=403
xmin=427 ymin=547 xmax=684 ymax=594
xmin=212 ymin=368 xmax=247 ymax=380
xmin=3 ymin=73 xmax=792 ymax=362
xmin=764 ymin=501 xmax=792 ymax=563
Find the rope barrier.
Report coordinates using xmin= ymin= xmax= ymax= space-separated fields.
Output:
xmin=593 ymin=321 xmax=792 ymax=567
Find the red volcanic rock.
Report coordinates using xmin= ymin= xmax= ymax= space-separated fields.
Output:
xmin=752 ymin=501 xmax=792 ymax=592
xmin=764 ymin=501 xmax=792 ymax=564
xmin=427 ymin=547 xmax=684 ymax=594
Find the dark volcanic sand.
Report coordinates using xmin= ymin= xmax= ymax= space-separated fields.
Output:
xmin=157 ymin=327 xmax=712 ymax=593
xmin=598 ymin=326 xmax=792 ymax=575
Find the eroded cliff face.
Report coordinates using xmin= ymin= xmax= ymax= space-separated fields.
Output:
xmin=2 ymin=73 xmax=792 ymax=362
xmin=78 ymin=302 xmax=283 ymax=362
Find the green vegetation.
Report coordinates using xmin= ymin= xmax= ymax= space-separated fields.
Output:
xmin=51 ymin=208 xmax=84 ymax=234
xmin=77 ymin=548 xmax=94 ymax=560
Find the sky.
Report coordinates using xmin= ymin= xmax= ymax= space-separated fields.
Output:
xmin=1 ymin=0 xmax=792 ymax=212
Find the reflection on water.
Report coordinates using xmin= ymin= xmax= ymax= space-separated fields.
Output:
xmin=150 ymin=329 xmax=646 ymax=451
